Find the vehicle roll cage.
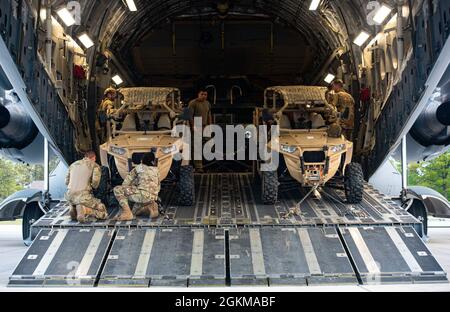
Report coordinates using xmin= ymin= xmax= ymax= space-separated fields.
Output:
xmin=108 ymin=87 xmax=185 ymax=139
xmin=262 ymin=86 xmax=331 ymax=130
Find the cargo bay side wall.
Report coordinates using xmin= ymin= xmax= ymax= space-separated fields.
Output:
xmin=363 ymin=0 xmax=450 ymax=176
xmin=0 ymin=1 xmax=84 ymax=164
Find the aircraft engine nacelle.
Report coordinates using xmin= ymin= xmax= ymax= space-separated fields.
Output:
xmin=410 ymin=100 xmax=450 ymax=146
xmin=0 ymin=91 xmax=41 ymax=163
xmin=406 ymin=87 xmax=450 ymax=162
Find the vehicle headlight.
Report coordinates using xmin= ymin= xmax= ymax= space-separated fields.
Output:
xmin=280 ymin=144 xmax=298 ymax=153
xmin=161 ymin=145 xmax=177 ymax=154
xmin=331 ymin=144 xmax=345 ymax=153
xmin=110 ymin=146 xmax=126 ymax=155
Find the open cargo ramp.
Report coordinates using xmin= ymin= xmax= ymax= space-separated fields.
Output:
xmin=9 ymin=229 xmax=113 ymax=287
xmin=8 ymin=174 xmax=447 ymax=287
xmin=99 ymin=227 xmax=226 ymax=287
xmin=339 ymin=226 xmax=447 ymax=284
xmin=228 ymin=227 xmax=357 ymax=286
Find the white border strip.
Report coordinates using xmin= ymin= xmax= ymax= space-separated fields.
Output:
xmin=33 ymin=230 xmax=68 ymax=276
xmin=249 ymin=228 xmax=266 ymax=276
xmin=297 ymin=228 xmax=321 ymax=274
xmin=385 ymin=227 xmax=422 ymax=273
xmin=76 ymin=231 xmax=105 ymax=277
xmin=348 ymin=228 xmax=380 ymax=273
xmin=134 ymin=229 xmax=157 ymax=278
xmin=190 ymin=229 xmax=204 ymax=276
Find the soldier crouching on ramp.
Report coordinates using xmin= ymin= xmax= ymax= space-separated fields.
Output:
xmin=65 ymin=151 xmax=108 ymax=223
xmin=113 ymin=152 xmax=160 ymax=221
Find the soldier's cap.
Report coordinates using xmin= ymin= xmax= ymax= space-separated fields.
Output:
xmin=104 ymin=87 xmax=117 ymax=96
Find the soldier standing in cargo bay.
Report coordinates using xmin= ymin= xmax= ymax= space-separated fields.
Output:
xmin=189 ymin=88 xmax=212 ymax=172
xmin=331 ymin=79 xmax=355 ymax=140
xmin=65 ymin=151 xmax=108 ymax=223
xmin=96 ymin=87 xmax=118 ymax=144
xmin=113 ymin=152 xmax=161 ymax=221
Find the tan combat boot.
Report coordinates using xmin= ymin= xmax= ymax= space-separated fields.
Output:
xmin=133 ymin=202 xmax=159 ymax=218
xmin=83 ymin=206 xmax=101 ymax=222
xmin=69 ymin=205 xmax=77 ymax=221
xmin=114 ymin=204 xmax=134 ymax=221
xmin=148 ymin=201 xmax=159 ymax=218
xmin=132 ymin=203 xmax=146 ymax=216
xmin=76 ymin=205 xmax=87 ymax=223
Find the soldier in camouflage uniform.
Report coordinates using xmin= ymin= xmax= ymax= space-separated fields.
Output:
xmin=113 ymin=152 xmax=160 ymax=221
xmin=65 ymin=151 xmax=108 ymax=223
xmin=96 ymin=87 xmax=118 ymax=144
xmin=331 ymin=79 xmax=355 ymax=140
xmin=325 ymin=84 xmax=334 ymax=104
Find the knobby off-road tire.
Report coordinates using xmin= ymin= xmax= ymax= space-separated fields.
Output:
xmin=22 ymin=202 xmax=44 ymax=246
xmin=178 ymin=165 xmax=195 ymax=206
xmin=407 ymin=199 xmax=428 ymax=237
xmin=94 ymin=166 xmax=110 ymax=206
xmin=262 ymin=170 xmax=279 ymax=205
xmin=344 ymin=162 xmax=364 ymax=204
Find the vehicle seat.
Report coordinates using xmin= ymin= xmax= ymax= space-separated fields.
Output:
xmin=121 ymin=114 xmax=137 ymax=131
xmin=157 ymin=113 xmax=171 ymax=130
xmin=279 ymin=114 xmax=292 ymax=129
xmin=310 ymin=113 xmax=326 ymax=129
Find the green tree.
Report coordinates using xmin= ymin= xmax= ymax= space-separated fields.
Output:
xmin=418 ymin=152 xmax=449 ymax=199
xmin=0 ymin=158 xmax=31 ymax=201
xmin=407 ymin=162 xmax=422 ymax=186
xmin=407 ymin=152 xmax=450 ymax=200
xmin=0 ymin=156 xmax=60 ymax=202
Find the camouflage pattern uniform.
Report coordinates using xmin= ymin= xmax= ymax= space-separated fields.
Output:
xmin=332 ymin=90 xmax=355 ymax=140
xmin=65 ymin=158 xmax=108 ymax=221
xmin=325 ymin=89 xmax=335 ymax=105
xmin=113 ymin=164 xmax=160 ymax=218
xmin=96 ymin=98 xmax=114 ymax=144
xmin=321 ymin=99 xmax=342 ymax=138
xmin=96 ymin=88 xmax=117 ymax=144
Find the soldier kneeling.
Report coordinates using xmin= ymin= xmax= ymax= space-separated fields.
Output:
xmin=65 ymin=151 xmax=108 ymax=223
xmin=113 ymin=152 xmax=160 ymax=221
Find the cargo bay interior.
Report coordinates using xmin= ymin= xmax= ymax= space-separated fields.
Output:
xmin=1 ymin=0 xmax=449 ymax=287
xmin=26 ymin=0 xmax=448 ymax=176
xmin=42 ymin=0 xmax=398 ymax=219
xmin=38 ymin=0 xmax=374 ymax=155
xmin=77 ymin=1 xmax=357 ymax=178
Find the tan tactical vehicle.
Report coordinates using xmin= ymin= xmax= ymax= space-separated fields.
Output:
xmin=99 ymin=87 xmax=194 ymax=205
xmin=254 ymin=86 xmax=364 ymax=205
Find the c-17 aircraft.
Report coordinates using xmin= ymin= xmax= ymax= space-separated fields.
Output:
xmin=0 ymin=0 xmax=449 ymax=287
